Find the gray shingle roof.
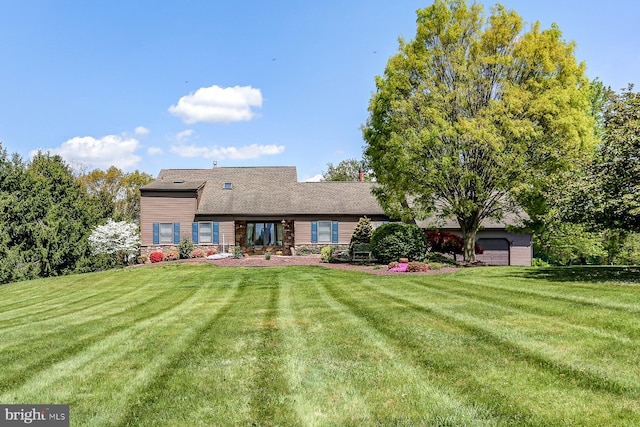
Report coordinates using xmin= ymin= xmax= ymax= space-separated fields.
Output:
xmin=142 ymin=166 xmax=386 ymax=216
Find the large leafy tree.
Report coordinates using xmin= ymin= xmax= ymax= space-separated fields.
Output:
xmin=77 ymin=166 xmax=153 ymax=222
xmin=591 ymin=85 xmax=640 ymax=230
xmin=0 ymin=150 xmax=100 ymax=283
xmin=322 ymin=158 xmax=371 ymax=182
xmin=363 ymin=0 xmax=595 ymax=261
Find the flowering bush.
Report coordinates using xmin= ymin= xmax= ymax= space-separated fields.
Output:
xmin=163 ymin=250 xmax=179 ymax=261
xmin=88 ymin=219 xmax=140 ymax=265
xmin=388 ymin=261 xmax=399 ymax=269
xmin=206 ymin=248 xmax=218 ymax=256
xmin=191 ymin=249 xmax=206 ymax=258
xmin=407 ymin=262 xmax=428 ymax=272
xmin=149 ymin=252 xmax=163 ymax=263
xmin=425 ymin=231 xmax=483 ymax=257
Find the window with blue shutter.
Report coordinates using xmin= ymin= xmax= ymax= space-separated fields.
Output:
xmin=213 ymin=222 xmax=219 ymax=244
xmin=332 ymin=221 xmax=339 ymax=243
xmin=173 ymin=222 xmax=180 ymax=244
xmin=153 ymin=223 xmax=159 ymax=245
xmin=311 ymin=221 xmax=318 ymax=243
xmin=192 ymin=223 xmax=199 ymax=244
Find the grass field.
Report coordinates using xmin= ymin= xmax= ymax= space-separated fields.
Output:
xmin=1 ymin=263 xmax=639 ymax=426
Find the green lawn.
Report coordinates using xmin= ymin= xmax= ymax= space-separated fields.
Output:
xmin=1 ymin=263 xmax=639 ymax=426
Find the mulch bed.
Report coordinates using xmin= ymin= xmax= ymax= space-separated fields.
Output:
xmin=200 ymin=254 xmax=459 ymax=275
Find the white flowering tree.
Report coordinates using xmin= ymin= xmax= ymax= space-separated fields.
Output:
xmin=89 ymin=219 xmax=140 ymax=266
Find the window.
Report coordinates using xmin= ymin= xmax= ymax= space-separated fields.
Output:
xmin=191 ymin=222 xmax=219 ymax=244
xmin=246 ymin=222 xmax=283 ymax=247
xmin=317 ymin=221 xmax=332 ymax=243
xmin=311 ymin=221 xmax=338 ymax=244
xmin=223 ymin=182 xmax=232 ymax=189
xmin=159 ymin=223 xmax=174 ymax=244
xmin=199 ymin=222 xmax=213 ymax=243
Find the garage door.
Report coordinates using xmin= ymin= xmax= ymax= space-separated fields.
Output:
xmin=476 ymin=238 xmax=509 ymax=266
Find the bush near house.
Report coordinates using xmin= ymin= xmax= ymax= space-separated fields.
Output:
xmin=191 ymin=249 xmax=206 ymax=258
xmin=178 ymin=238 xmax=195 ymax=259
xmin=163 ymin=250 xmax=179 ymax=261
xmin=370 ymin=223 xmax=428 ymax=264
xmin=425 ymin=230 xmax=483 ymax=259
xmin=320 ymin=246 xmax=334 ymax=263
xmin=149 ymin=252 xmax=163 ymax=263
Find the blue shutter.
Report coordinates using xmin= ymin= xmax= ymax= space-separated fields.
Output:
xmin=332 ymin=221 xmax=339 ymax=243
xmin=213 ymin=222 xmax=219 ymax=244
xmin=192 ymin=223 xmax=199 ymax=244
xmin=173 ymin=223 xmax=180 ymax=244
xmin=311 ymin=221 xmax=318 ymax=243
xmin=153 ymin=223 xmax=159 ymax=245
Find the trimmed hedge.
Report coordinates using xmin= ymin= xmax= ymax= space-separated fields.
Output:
xmin=370 ymin=223 xmax=428 ymax=264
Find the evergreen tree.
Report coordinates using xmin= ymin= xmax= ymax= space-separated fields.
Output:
xmin=349 ymin=216 xmax=373 ymax=249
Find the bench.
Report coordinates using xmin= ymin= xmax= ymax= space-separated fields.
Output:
xmin=351 ymin=243 xmax=372 ymax=262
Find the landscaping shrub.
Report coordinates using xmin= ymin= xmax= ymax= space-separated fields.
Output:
xmin=206 ymin=248 xmax=218 ymax=256
xmin=320 ymin=246 xmax=334 ymax=263
xmin=370 ymin=223 xmax=427 ymax=264
xmin=407 ymin=261 xmax=428 ymax=272
xmin=532 ymin=258 xmax=550 ymax=267
xmin=137 ymin=255 xmax=149 ymax=264
xmin=190 ymin=249 xmax=206 ymax=258
xmin=349 ymin=216 xmax=373 ymax=250
xmin=425 ymin=230 xmax=483 ymax=259
xmin=163 ymin=250 xmax=179 ymax=261
xmin=178 ymin=238 xmax=195 ymax=259
xmin=233 ymin=246 xmax=243 ymax=259
xmin=149 ymin=252 xmax=163 ymax=263
xmin=265 ymin=252 xmax=271 ymax=260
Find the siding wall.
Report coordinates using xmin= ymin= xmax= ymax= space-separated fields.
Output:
xmin=295 ymin=219 xmax=358 ymax=246
xmin=476 ymin=230 xmax=532 ymax=266
xmin=140 ymin=194 xmax=197 ymax=246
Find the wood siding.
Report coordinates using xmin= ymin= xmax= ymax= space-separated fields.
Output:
xmin=140 ymin=194 xmax=197 ymax=246
xmin=295 ymin=219 xmax=358 ymax=246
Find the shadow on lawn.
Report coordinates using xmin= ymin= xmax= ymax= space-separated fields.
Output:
xmin=507 ymin=266 xmax=640 ymax=284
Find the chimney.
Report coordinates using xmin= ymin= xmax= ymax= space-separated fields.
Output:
xmin=358 ymin=168 xmax=364 ymax=182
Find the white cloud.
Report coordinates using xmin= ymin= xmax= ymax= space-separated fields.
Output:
xmin=170 ymin=143 xmax=284 ymax=160
xmin=176 ymin=129 xmax=194 ymax=141
xmin=304 ymin=174 xmax=324 ymax=182
xmin=35 ymin=134 xmax=141 ymax=170
xmin=147 ymin=147 xmax=163 ymax=156
xmin=168 ymin=85 xmax=263 ymax=124
xmin=135 ymin=126 xmax=150 ymax=136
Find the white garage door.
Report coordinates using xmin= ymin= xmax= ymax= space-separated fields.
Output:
xmin=476 ymin=238 xmax=509 ymax=266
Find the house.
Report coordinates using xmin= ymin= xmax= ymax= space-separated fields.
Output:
xmin=139 ymin=166 xmax=389 ymax=256
xmin=139 ymin=166 xmax=532 ymax=265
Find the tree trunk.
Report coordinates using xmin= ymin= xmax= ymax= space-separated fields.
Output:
xmin=462 ymin=228 xmax=477 ymax=263
xmin=459 ymin=216 xmax=480 ymax=263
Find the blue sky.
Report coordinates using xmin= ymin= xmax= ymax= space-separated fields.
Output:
xmin=1 ymin=1 xmax=638 ymax=182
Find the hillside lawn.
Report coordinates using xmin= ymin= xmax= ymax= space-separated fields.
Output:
xmin=1 ymin=263 xmax=639 ymax=426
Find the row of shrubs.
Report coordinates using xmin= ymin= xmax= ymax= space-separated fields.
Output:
xmin=145 ymin=248 xmax=219 ymax=263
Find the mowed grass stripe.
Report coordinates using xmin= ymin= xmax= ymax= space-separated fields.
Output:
xmin=321 ymin=272 xmax=639 ymax=426
xmin=0 ymin=271 xmax=179 ymax=333
xmin=113 ymin=267 xmax=300 ymax=426
xmin=0 ymin=272 xmax=205 ymax=393
xmin=300 ymin=268 xmax=501 ymax=426
xmin=2 ymin=265 xmax=242 ymax=426
xmin=378 ymin=281 xmax=638 ymax=397
xmin=407 ymin=274 xmax=640 ymax=342
xmin=0 ymin=273 xmax=132 ymax=323
xmin=452 ymin=268 xmax=640 ymax=313
xmin=2 ymin=264 xmax=640 ymax=426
